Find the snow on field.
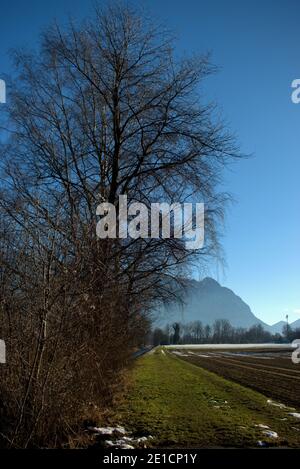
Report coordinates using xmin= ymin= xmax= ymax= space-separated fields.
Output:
xmin=104 ymin=435 xmax=153 ymax=449
xmin=87 ymin=425 xmax=153 ymax=449
xmin=264 ymin=402 xmax=300 ymax=426
xmin=87 ymin=426 xmax=126 ymax=435
xmin=267 ymin=399 xmax=286 ymax=409
xmin=262 ymin=430 xmax=278 ymax=438
xmin=249 ymin=355 xmax=275 ymax=359
xmin=208 ymin=397 xmax=229 ymax=409
xmin=289 ymin=412 xmax=300 ymax=419
xmin=267 ymin=399 xmax=289 ymax=409
xmin=257 ymin=440 xmax=267 ymax=447
xmin=171 ymin=351 xmax=190 ymax=357
xmin=220 ymin=351 xmax=274 ymax=359
xmin=165 ymin=343 xmax=296 ymax=350
xmin=256 ymin=427 xmax=279 ymax=446
xmin=105 ymin=440 xmax=135 ymax=449
xmin=186 ymin=350 xmax=211 ymax=357
xmin=255 ymin=425 xmax=279 ymax=442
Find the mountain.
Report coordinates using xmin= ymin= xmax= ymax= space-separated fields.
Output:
xmin=290 ymin=319 xmax=300 ymax=329
xmin=268 ymin=321 xmax=286 ymax=334
xmin=268 ymin=319 xmax=300 ymax=334
xmin=156 ymin=277 xmax=270 ymax=330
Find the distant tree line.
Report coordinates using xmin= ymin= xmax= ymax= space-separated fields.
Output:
xmin=282 ymin=323 xmax=300 ymax=342
xmin=152 ymin=319 xmax=300 ymax=345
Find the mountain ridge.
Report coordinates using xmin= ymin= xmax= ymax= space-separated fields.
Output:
xmin=157 ymin=277 xmax=298 ymax=334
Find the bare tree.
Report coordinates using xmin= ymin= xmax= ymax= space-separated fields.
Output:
xmin=0 ymin=3 xmax=239 ymax=447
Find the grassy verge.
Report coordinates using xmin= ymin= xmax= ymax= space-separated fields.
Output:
xmin=113 ymin=349 xmax=300 ymax=447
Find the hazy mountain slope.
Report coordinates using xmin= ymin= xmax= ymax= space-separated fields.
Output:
xmin=268 ymin=319 xmax=300 ymax=334
xmin=290 ymin=319 xmax=300 ymax=330
xmin=157 ymin=277 xmax=270 ymax=329
xmin=268 ymin=321 xmax=286 ymax=334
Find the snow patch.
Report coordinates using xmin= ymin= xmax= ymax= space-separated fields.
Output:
xmin=166 ymin=343 xmax=296 ymax=350
xmin=88 ymin=425 xmax=153 ymax=448
xmin=267 ymin=399 xmax=287 ymax=409
xmin=289 ymin=413 xmax=300 ymax=419
xmin=291 ymin=426 xmax=300 ymax=432
xmin=257 ymin=440 xmax=267 ymax=447
xmin=171 ymin=351 xmax=189 ymax=357
xmin=136 ymin=436 xmax=149 ymax=443
xmin=105 ymin=440 xmax=135 ymax=449
xmin=262 ymin=430 xmax=278 ymax=439
xmin=87 ymin=425 xmax=126 ymax=436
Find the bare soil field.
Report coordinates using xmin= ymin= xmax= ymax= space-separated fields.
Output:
xmin=173 ymin=349 xmax=300 ymax=408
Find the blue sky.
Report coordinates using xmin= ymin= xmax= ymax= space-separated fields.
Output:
xmin=0 ymin=0 xmax=299 ymax=325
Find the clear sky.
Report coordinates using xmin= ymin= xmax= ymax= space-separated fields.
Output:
xmin=0 ymin=0 xmax=299 ymax=325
